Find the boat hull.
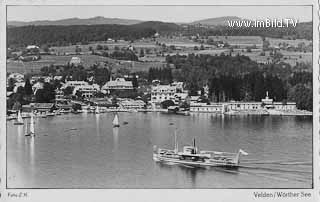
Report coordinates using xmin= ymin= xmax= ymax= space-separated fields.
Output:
xmin=153 ymin=153 xmax=239 ymax=168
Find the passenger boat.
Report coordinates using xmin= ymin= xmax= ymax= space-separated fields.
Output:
xmin=153 ymin=132 xmax=248 ymax=168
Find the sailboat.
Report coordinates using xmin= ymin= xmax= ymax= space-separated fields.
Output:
xmin=95 ymin=105 xmax=100 ymax=114
xmin=25 ymin=113 xmax=35 ymax=136
xmin=14 ymin=110 xmax=24 ymax=125
xmin=113 ymin=113 xmax=120 ymax=127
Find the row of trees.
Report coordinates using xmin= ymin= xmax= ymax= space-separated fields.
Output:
xmin=165 ymin=53 xmax=312 ymax=111
xmin=148 ymin=67 xmax=173 ymax=84
xmin=8 ymin=24 xmax=156 ymax=48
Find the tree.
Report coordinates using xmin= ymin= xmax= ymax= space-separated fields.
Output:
xmin=75 ymin=90 xmax=83 ymax=98
xmin=288 ymin=84 xmax=312 ymax=111
xmin=62 ymin=86 xmax=74 ymax=96
xmin=35 ymin=83 xmax=56 ymax=103
xmin=7 ymin=78 xmax=16 ymax=91
xmin=139 ymin=49 xmax=145 ymax=57
xmin=24 ymin=78 xmax=33 ymax=95
xmin=75 ymin=46 xmax=82 ymax=54
xmin=72 ymin=103 xmax=82 ymax=111
xmin=96 ymin=44 xmax=103 ymax=50
xmin=161 ymin=100 xmax=175 ymax=109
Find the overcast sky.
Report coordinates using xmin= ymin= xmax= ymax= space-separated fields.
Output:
xmin=7 ymin=5 xmax=312 ymax=23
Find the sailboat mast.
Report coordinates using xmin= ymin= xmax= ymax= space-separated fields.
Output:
xmin=174 ymin=130 xmax=178 ymax=153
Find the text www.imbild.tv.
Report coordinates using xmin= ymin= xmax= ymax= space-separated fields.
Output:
xmin=227 ymin=19 xmax=298 ymax=28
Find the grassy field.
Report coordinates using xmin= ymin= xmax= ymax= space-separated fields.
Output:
xmin=210 ymin=36 xmax=263 ymax=48
xmin=266 ymin=37 xmax=312 ymax=47
xmin=7 ymin=54 xmax=165 ymax=74
xmin=7 ymin=36 xmax=312 ymax=74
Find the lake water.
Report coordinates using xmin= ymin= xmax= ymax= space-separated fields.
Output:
xmin=7 ymin=112 xmax=313 ymax=188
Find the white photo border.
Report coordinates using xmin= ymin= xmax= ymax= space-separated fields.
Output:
xmin=0 ymin=0 xmax=319 ymax=202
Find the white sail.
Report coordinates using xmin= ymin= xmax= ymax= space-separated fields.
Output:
xmin=113 ymin=114 xmax=119 ymax=126
xmin=30 ymin=115 xmax=35 ymax=135
xmin=95 ymin=106 xmax=100 ymax=114
xmin=17 ymin=111 xmax=23 ymax=123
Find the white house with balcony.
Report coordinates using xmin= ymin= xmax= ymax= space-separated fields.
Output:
xmin=72 ymin=84 xmax=100 ymax=98
xmin=62 ymin=81 xmax=89 ymax=89
xmin=8 ymin=73 xmax=24 ymax=83
xmin=101 ymin=78 xmax=133 ymax=94
xmin=69 ymin=57 xmax=81 ymax=66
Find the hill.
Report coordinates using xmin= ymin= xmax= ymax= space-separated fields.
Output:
xmin=191 ymin=16 xmax=244 ymax=26
xmin=8 ymin=16 xmax=142 ymax=27
xmin=7 ymin=21 xmax=181 ymax=47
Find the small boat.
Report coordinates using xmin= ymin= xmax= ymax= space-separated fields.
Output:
xmin=14 ymin=111 xmax=24 ymax=125
xmin=46 ymin=112 xmax=55 ymax=116
xmin=153 ymin=132 xmax=248 ymax=168
xmin=113 ymin=113 xmax=120 ymax=127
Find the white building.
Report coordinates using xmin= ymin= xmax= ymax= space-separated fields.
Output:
xmin=69 ymin=57 xmax=81 ymax=66
xmin=190 ymin=103 xmax=222 ymax=112
xmin=8 ymin=73 xmax=24 ymax=82
xmin=119 ymin=99 xmax=146 ymax=109
xmin=13 ymin=82 xmax=25 ymax=93
xmin=73 ymin=84 xmax=100 ymax=98
xmin=62 ymin=81 xmax=89 ymax=89
xmin=151 ymin=85 xmax=176 ymax=105
xmin=32 ymin=82 xmax=44 ymax=95
xmin=26 ymin=45 xmax=39 ymax=50
xmin=190 ymin=92 xmax=296 ymax=113
xmin=151 ymin=82 xmax=188 ymax=105
xmin=101 ymin=78 xmax=133 ymax=93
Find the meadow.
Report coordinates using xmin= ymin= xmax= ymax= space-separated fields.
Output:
xmin=7 ymin=54 xmax=165 ymax=74
xmin=7 ymin=36 xmax=312 ymax=74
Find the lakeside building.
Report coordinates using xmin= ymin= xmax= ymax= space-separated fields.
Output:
xmin=118 ymin=99 xmax=146 ymax=109
xmin=62 ymin=81 xmax=89 ymax=88
xmin=8 ymin=73 xmax=24 ymax=83
xmin=151 ymin=82 xmax=188 ymax=106
xmin=72 ymin=84 xmax=100 ymax=98
xmin=101 ymin=78 xmax=134 ymax=94
xmin=69 ymin=57 xmax=81 ymax=66
xmin=32 ymin=82 xmax=44 ymax=95
xmin=26 ymin=45 xmax=40 ymax=50
xmin=22 ymin=103 xmax=56 ymax=113
xmin=190 ymin=92 xmax=296 ymax=113
xmin=13 ymin=82 xmax=25 ymax=93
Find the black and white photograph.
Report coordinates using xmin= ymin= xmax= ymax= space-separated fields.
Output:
xmin=1 ymin=1 xmax=319 ymax=201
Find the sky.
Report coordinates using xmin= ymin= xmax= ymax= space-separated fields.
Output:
xmin=7 ymin=5 xmax=312 ymax=23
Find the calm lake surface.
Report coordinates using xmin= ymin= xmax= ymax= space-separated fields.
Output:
xmin=7 ymin=113 xmax=312 ymax=188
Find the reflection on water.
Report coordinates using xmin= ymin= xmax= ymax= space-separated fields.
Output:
xmin=7 ymin=113 xmax=312 ymax=188
xmin=113 ymin=127 xmax=119 ymax=152
xmin=95 ymin=114 xmax=100 ymax=137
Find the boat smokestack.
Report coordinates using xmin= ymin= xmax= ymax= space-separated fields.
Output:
xmin=193 ymin=138 xmax=196 ymax=154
